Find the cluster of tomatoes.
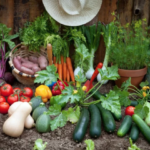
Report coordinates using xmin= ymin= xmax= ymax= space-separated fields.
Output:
xmin=0 ymin=83 xmax=33 ymax=114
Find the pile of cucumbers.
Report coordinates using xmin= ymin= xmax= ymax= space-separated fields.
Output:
xmin=73 ymin=90 xmax=150 ymax=143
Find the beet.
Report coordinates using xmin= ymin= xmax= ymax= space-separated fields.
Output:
xmin=4 ymin=72 xmax=15 ymax=85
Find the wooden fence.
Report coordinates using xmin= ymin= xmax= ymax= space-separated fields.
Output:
xmin=0 ymin=0 xmax=149 ymax=66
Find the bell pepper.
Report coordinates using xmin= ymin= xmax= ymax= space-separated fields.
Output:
xmin=35 ymin=85 xmax=52 ymax=103
xmin=52 ymin=80 xmax=68 ymax=96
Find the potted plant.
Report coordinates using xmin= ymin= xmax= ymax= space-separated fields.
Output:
xmin=109 ymin=18 xmax=150 ymax=88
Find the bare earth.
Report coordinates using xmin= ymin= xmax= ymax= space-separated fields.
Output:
xmin=0 ymin=81 xmax=150 ymax=150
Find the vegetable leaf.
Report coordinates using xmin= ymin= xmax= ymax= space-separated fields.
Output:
xmin=50 ymin=112 xmax=67 ymax=131
xmin=48 ymin=104 xmax=61 ymax=116
xmin=118 ymin=91 xmax=131 ymax=107
xmin=140 ymin=80 xmax=149 ymax=88
xmin=84 ymin=139 xmax=95 ymax=150
xmin=65 ymin=106 xmax=80 ymax=123
xmin=61 ymin=85 xmax=81 ymax=103
xmin=75 ymin=71 xmax=86 ymax=83
xmin=134 ymin=104 xmax=149 ymax=119
xmin=128 ymin=138 xmax=141 ymax=150
xmin=101 ymin=90 xmax=121 ymax=114
xmin=121 ymin=77 xmax=132 ymax=90
xmin=98 ymin=65 xmax=120 ymax=81
xmin=34 ymin=65 xmax=59 ymax=85
xmin=33 ymin=139 xmax=47 ymax=150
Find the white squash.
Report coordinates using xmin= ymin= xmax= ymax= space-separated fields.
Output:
xmin=8 ymin=101 xmax=35 ymax=129
xmin=3 ymin=102 xmax=32 ymax=137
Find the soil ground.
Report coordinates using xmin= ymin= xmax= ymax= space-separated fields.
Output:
xmin=0 ymin=81 xmax=150 ymax=150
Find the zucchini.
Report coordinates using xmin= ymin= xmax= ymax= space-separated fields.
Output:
xmin=32 ymin=103 xmax=48 ymax=122
xmin=96 ymin=103 xmax=116 ymax=133
xmin=132 ymin=114 xmax=150 ymax=143
xmin=36 ymin=113 xmax=51 ymax=133
xmin=129 ymin=123 xmax=139 ymax=142
xmin=130 ymin=100 xmax=138 ymax=107
xmin=89 ymin=104 xmax=101 ymax=138
xmin=117 ymin=115 xmax=132 ymax=137
xmin=29 ymin=96 xmax=42 ymax=112
xmin=90 ymin=88 xmax=105 ymax=100
xmin=73 ymin=108 xmax=90 ymax=142
xmin=112 ymin=111 xmax=122 ymax=121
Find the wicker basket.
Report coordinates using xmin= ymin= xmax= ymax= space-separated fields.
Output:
xmin=9 ymin=43 xmax=48 ymax=85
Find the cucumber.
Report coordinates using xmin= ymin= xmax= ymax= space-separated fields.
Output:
xmin=132 ymin=114 xmax=150 ymax=143
xmin=36 ymin=113 xmax=51 ymax=133
xmin=96 ymin=103 xmax=116 ymax=133
xmin=90 ymin=88 xmax=105 ymax=100
xmin=112 ymin=111 xmax=122 ymax=121
xmin=117 ymin=115 xmax=132 ymax=137
xmin=130 ymin=100 xmax=138 ymax=107
xmin=129 ymin=123 xmax=139 ymax=142
xmin=89 ymin=104 xmax=101 ymax=138
xmin=73 ymin=108 xmax=90 ymax=142
xmin=32 ymin=103 xmax=48 ymax=122
xmin=29 ymin=96 xmax=42 ymax=112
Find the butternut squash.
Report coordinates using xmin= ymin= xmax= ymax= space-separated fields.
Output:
xmin=8 ymin=102 xmax=35 ymax=129
xmin=3 ymin=102 xmax=32 ymax=137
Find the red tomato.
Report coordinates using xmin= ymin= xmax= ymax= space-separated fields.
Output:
xmin=125 ymin=106 xmax=135 ymax=116
xmin=0 ymin=84 xmax=13 ymax=97
xmin=7 ymin=94 xmax=18 ymax=105
xmin=20 ymin=96 xmax=31 ymax=102
xmin=13 ymin=87 xmax=22 ymax=96
xmin=0 ymin=102 xmax=10 ymax=114
xmin=22 ymin=87 xmax=33 ymax=98
xmin=0 ymin=96 xmax=6 ymax=103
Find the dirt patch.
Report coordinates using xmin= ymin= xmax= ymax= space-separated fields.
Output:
xmin=0 ymin=81 xmax=150 ymax=150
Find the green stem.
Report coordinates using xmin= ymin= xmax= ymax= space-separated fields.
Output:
xmin=130 ymin=85 xmax=141 ymax=93
xmin=84 ymin=83 xmax=102 ymax=102
xmin=128 ymin=88 xmax=142 ymax=97
xmin=58 ymin=78 xmax=67 ymax=87
xmin=57 ymin=81 xmax=62 ymax=92
xmin=81 ymin=100 xmax=101 ymax=106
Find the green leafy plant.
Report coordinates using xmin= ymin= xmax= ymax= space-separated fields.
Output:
xmin=128 ymin=138 xmax=141 ymax=150
xmin=84 ymin=139 xmax=95 ymax=150
xmin=33 ymin=139 xmax=47 ymax=150
xmin=109 ymin=13 xmax=150 ymax=70
xmin=0 ymin=23 xmax=18 ymax=79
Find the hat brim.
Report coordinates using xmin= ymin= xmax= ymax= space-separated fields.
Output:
xmin=42 ymin=0 xmax=102 ymax=26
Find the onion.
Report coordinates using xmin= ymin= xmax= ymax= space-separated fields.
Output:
xmin=4 ymin=72 xmax=15 ymax=85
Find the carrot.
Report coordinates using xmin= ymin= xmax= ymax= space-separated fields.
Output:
xmin=63 ymin=62 xmax=67 ymax=81
xmin=53 ymin=56 xmax=56 ymax=64
xmin=58 ymin=63 xmax=62 ymax=80
xmin=61 ymin=56 xmax=64 ymax=65
xmin=66 ymin=67 xmax=70 ymax=82
xmin=66 ymin=57 xmax=75 ymax=85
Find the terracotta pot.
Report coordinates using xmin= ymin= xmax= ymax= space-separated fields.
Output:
xmin=115 ymin=67 xmax=147 ymax=88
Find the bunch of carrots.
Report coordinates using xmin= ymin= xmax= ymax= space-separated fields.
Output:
xmin=52 ymin=40 xmax=75 ymax=85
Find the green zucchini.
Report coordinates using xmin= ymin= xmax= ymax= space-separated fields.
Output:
xmin=73 ymin=108 xmax=90 ymax=142
xmin=112 ymin=111 xmax=122 ymax=121
xmin=96 ymin=103 xmax=116 ymax=133
xmin=117 ymin=115 xmax=132 ymax=137
xmin=132 ymin=114 xmax=150 ymax=143
xmin=29 ymin=96 xmax=42 ymax=112
xmin=90 ymin=88 xmax=105 ymax=100
xmin=89 ymin=104 xmax=101 ymax=138
xmin=130 ymin=100 xmax=138 ymax=107
xmin=129 ymin=123 xmax=139 ymax=142
xmin=32 ymin=103 xmax=48 ymax=122
xmin=36 ymin=113 xmax=51 ymax=133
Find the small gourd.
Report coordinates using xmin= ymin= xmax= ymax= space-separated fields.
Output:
xmin=3 ymin=102 xmax=32 ymax=137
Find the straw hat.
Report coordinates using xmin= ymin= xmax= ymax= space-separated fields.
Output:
xmin=42 ymin=0 xmax=102 ymax=26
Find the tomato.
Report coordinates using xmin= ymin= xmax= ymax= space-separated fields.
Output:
xmin=125 ymin=106 xmax=135 ymax=116
xmin=0 ymin=102 xmax=10 ymax=114
xmin=7 ymin=94 xmax=18 ymax=105
xmin=13 ymin=87 xmax=22 ymax=96
xmin=0 ymin=96 xmax=6 ymax=103
xmin=22 ymin=87 xmax=33 ymax=98
xmin=20 ymin=96 xmax=31 ymax=102
xmin=0 ymin=84 xmax=13 ymax=97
